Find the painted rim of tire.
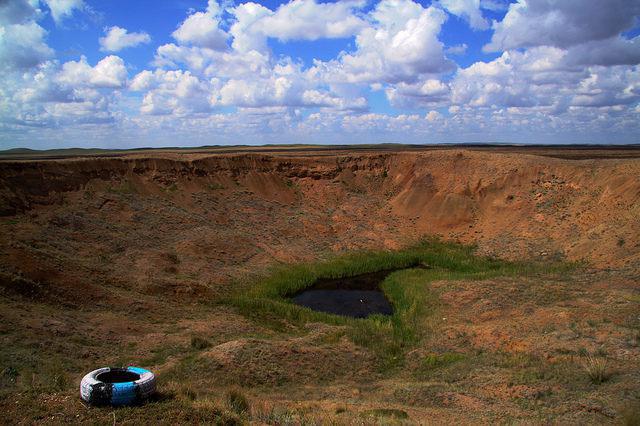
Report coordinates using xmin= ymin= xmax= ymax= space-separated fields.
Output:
xmin=80 ymin=366 xmax=156 ymax=406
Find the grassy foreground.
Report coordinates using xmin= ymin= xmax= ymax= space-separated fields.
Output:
xmin=4 ymin=238 xmax=639 ymax=424
xmin=229 ymin=239 xmax=574 ymax=370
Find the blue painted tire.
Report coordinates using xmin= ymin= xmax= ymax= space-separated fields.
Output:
xmin=80 ymin=366 xmax=156 ymax=406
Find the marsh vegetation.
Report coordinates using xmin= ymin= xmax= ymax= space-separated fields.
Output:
xmin=229 ymin=239 xmax=575 ymax=370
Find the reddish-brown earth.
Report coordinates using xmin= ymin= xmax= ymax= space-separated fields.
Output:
xmin=0 ymin=147 xmax=639 ymax=424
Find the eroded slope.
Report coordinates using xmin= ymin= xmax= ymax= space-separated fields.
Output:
xmin=0 ymin=150 xmax=638 ymax=302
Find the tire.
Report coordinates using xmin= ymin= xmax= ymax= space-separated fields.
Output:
xmin=80 ymin=366 xmax=156 ymax=406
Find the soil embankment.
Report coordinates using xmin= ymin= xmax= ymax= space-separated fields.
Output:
xmin=0 ymin=150 xmax=638 ymax=297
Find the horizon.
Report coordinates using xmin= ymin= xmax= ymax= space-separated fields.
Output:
xmin=1 ymin=0 xmax=639 ymax=150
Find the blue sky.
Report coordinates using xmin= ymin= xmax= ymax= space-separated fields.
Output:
xmin=1 ymin=0 xmax=639 ymax=149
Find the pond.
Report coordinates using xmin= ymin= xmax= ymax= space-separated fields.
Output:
xmin=291 ymin=268 xmax=400 ymax=318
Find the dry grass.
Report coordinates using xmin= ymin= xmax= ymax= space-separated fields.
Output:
xmin=582 ymin=355 xmax=609 ymax=384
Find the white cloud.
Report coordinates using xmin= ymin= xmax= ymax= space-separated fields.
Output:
xmin=1 ymin=59 xmax=124 ymax=131
xmin=100 ymin=26 xmax=151 ymax=52
xmin=447 ymin=47 xmax=640 ymax=113
xmin=229 ymin=0 xmax=366 ymax=53
xmin=57 ymin=55 xmax=128 ymax=88
xmin=0 ymin=21 xmax=53 ymax=70
xmin=153 ymin=43 xmax=272 ymax=79
xmin=311 ymin=0 xmax=454 ymax=84
xmin=172 ymin=6 xmax=228 ymax=50
xmin=440 ymin=0 xmax=488 ymax=30
xmin=386 ymin=79 xmax=450 ymax=108
xmin=43 ymin=0 xmax=84 ymax=24
xmin=229 ymin=2 xmax=272 ymax=52
xmin=254 ymin=0 xmax=366 ymax=41
xmin=425 ymin=110 xmax=442 ymax=121
xmin=486 ymin=0 xmax=640 ymax=52
xmin=130 ymin=69 xmax=215 ymax=115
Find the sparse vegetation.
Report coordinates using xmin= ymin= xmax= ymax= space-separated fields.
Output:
xmin=225 ymin=388 xmax=250 ymax=416
xmin=190 ymin=336 xmax=211 ymax=350
xmin=582 ymin=354 xmax=609 ymax=384
xmin=107 ymin=180 xmax=136 ymax=194
xmin=253 ymin=403 xmax=304 ymax=425
xmin=420 ymin=352 xmax=466 ymax=370
xmin=207 ymin=183 xmax=225 ymax=191
xmin=362 ymin=408 xmax=409 ymax=420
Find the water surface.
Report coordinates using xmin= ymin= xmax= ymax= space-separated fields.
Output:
xmin=291 ymin=269 xmax=398 ymax=318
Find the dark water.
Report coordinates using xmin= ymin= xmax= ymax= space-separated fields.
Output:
xmin=291 ymin=269 xmax=400 ymax=318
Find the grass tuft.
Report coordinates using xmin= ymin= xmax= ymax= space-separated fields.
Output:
xmin=225 ymin=389 xmax=250 ymax=416
xmin=582 ymin=355 xmax=609 ymax=384
xmin=190 ymin=336 xmax=211 ymax=350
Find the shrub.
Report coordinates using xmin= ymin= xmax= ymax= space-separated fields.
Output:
xmin=207 ymin=183 xmax=225 ymax=191
xmin=190 ymin=336 xmax=211 ymax=350
xmin=421 ymin=353 xmax=466 ymax=369
xmin=225 ymin=389 xmax=250 ymax=416
xmin=582 ymin=355 xmax=609 ymax=384
xmin=362 ymin=408 xmax=409 ymax=420
xmin=252 ymin=404 xmax=299 ymax=425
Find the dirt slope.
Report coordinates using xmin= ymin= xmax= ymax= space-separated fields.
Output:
xmin=0 ymin=150 xmax=638 ymax=294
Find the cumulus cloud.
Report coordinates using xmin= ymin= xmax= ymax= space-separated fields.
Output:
xmin=485 ymin=0 xmax=640 ymax=52
xmin=386 ymin=79 xmax=450 ymax=108
xmin=447 ymin=47 xmax=640 ymax=113
xmin=135 ymin=70 xmax=214 ymax=116
xmin=440 ymin=0 xmax=488 ymax=30
xmin=0 ymin=21 xmax=53 ymax=70
xmin=229 ymin=0 xmax=366 ymax=53
xmin=43 ymin=0 xmax=84 ymax=24
xmin=252 ymin=0 xmax=365 ymax=41
xmin=1 ymin=57 xmax=125 ymax=131
xmin=311 ymin=0 xmax=454 ymax=84
xmin=57 ymin=55 xmax=128 ymax=88
xmin=0 ymin=0 xmax=52 ymax=71
xmin=172 ymin=0 xmax=228 ymax=50
xmin=100 ymin=26 xmax=151 ymax=52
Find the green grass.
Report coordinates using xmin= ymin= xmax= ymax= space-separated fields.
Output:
xmin=207 ymin=183 xmax=225 ymax=191
xmin=228 ymin=239 xmax=575 ymax=371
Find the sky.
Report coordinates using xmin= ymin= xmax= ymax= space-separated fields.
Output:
xmin=0 ymin=0 xmax=639 ymax=149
